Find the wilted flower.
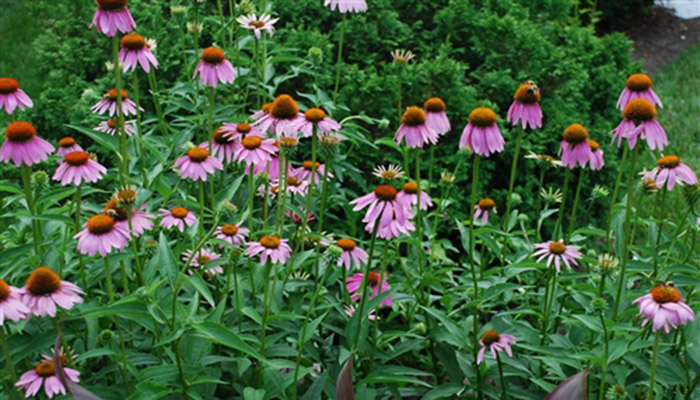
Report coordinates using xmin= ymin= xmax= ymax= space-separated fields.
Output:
xmin=597 ymin=253 xmax=618 ymax=271
xmin=541 ymin=187 xmax=563 ymax=203
xmin=391 ymin=50 xmax=415 ymax=63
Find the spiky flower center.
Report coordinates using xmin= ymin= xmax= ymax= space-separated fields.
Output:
xmin=107 ymin=119 xmax=117 ymax=129
xmin=106 ymin=89 xmax=128 ymax=100
xmin=657 ymin=155 xmax=680 ymax=169
xmin=261 ymin=102 xmax=273 ymax=114
xmin=401 ymin=107 xmax=426 ymax=127
xmin=171 ymin=207 xmax=189 ymax=219
xmin=249 ymin=20 xmax=265 ymax=28
xmin=97 ymin=0 xmax=128 ymax=11
xmin=270 ymin=94 xmax=299 ymax=119
xmin=59 ymin=137 xmax=76 ymax=148
xmin=481 ymin=330 xmax=500 ymax=346
xmin=468 ymin=107 xmax=497 ymax=128
xmin=424 ymin=97 xmax=446 ymax=112
xmin=303 ymin=161 xmax=320 ymax=171
xmin=279 ymin=137 xmax=298 ymax=148
xmin=651 ymin=285 xmax=681 ymax=303
xmin=35 ymin=360 xmax=56 ymax=378
xmin=337 ymin=239 xmax=356 ymax=251
xmin=625 ymin=73 xmax=653 ymax=91
xmin=478 ymin=198 xmax=496 ymax=210
xmin=0 ymin=279 xmax=9 ymax=302
xmin=287 ymin=177 xmax=301 ymax=187
xmin=64 ymin=151 xmax=90 ymax=166
xmin=588 ymin=139 xmax=600 ymax=152
xmin=402 ymin=182 xmax=418 ymax=194
xmin=202 ymin=47 xmax=226 ymax=64
xmin=374 ymin=185 xmax=398 ymax=201
xmin=116 ymin=188 xmax=136 ymax=204
xmin=104 ymin=199 xmax=128 ymax=222
xmin=549 ymin=242 xmax=566 ymax=254
xmin=213 ymin=128 xmax=232 ymax=144
xmin=87 ymin=214 xmax=115 ymax=234
xmin=563 ymin=124 xmax=589 ymax=145
xmin=221 ymin=224 xmax=239 ymax=236
xmin=5 ymin=121 xmax=36 ymax=143
xmin=120 ymin=34 xmax=146 ymax=50
xmin=368 ymin=271 xmax=381 ymax=286
xmin=0 ymin=78 xmax=20 ymax=94
xmin=260 ymin=235 xmax=281 ymax=249
xmin=198 ymin=256 xmax=211 ymax=265
xmin=237 ymin=123 xmax=252 ymax=134
xmin=26 ymin=267 xmax=61 ymax=296
xmin=242 ymin=136 xmax=262 ymax=150
xmin=623 ymin=98 xmax=656 ymax=121
xmin=304 ymin=108 xmax=326 ymax=123
xmin=514 ymin=83 xmax=541 ymax=104
xmin=187 ymin=148 xmax=209 ymax=162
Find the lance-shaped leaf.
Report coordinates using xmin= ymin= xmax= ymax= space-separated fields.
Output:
xmin=53 ymin=319 xmax=104 ymax=400
xmin=336 ymin=353 xmax=356 ymax=400
xmin=544 ymin=369 xmax=589 ymax=400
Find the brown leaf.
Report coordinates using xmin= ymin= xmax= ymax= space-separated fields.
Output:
xmin=53 ymin=318 xmax=104 ymax=400
xmin=544 ymin=369 xmax=589 ymax=400
xmin=336 ymin=353 xmax=356 ymax=400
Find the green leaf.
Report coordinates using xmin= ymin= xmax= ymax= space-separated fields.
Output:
xmin=242 ymin=388 xmax=265 ymax=400
xmin=184 ymin=273 xmax=215 ymax=308
xmin=66 ymin=124 xmax=120 ymax=155
xmin=157 ymin=232 xmax=178 ymax=288
xmin=191 ymin=321 xmax=266 ymax=363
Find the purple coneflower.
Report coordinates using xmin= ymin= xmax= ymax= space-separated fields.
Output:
xmin=559 ymin=124 xmax=592 ymax=169
xmin=0 ymin=77 xmax=33 ymax=114
xmin=391 ymin=49 xmax=414 ymax=63
xmin=119 ymin=33 xmax=158 ymax=73
xmin=324 ymin=0 xmax=367 ymax=13
xmin=653 ymin=155 xmax=697 ymax=191
xmin=1 ymin=121 xmax=55 ymax=167
xmin=95 ymin=118 xmax=137 ymax=136
xmin=617 ymin=73 xmax=662 ymax=111
xmin=588 ymin=140 xmax=604 ymax=171
xmin=507 ymin=81 xmax=542 ymax=130
xmin=235 ymin=135 xmax=277 ymax=166
xmin=250 ymin=102 xmax=273 ymax=121
xmin=336 ymin=239 xmax=368 ymax=270
xmin=297 ymin=160 xmax=332 ymax=184
xmin=372 ymin=164 xmax=404 ymax=181
xmin=194 ymin=47 xmax=236 ymax=88
xmin=397 ymin=182 xmax=432 ymax=210
xmin=53 ymin=151 xmax=107 ymax=186
xmin=245 ymin=235 xmax=292 ymax=265
xmin=346 ymin=272 xmax=392 ymax=307
xmin=174 ymin=148 xmax=224 ymax=181
xmin=215 ymin=223 xmax=248 ymax=247
xmin=0 ymin=279 xmax=29 ymax=325
xmin=200 ymin=127 xmax=239 ymax=164
xmin=91 ymin=89 xmax=141 ymax=117
xmin=612 ymin=98 xmax=667 ymax=151
xmin=474 ymin=198 xmax=497 ymax=225
xmin=182 ymin=248 xmax=223 ymax=276
xmin=236 ymin=14 xmax=278 ymax=40
xmin=16 ymin=353 xmax=80 ymax=399
xmin=424 ymin=97 xmax=450 ymax=135
xmin=90 ymin=0 xmax=136 ymax=37
xmin=255 ymin=94 xmax=304 ymax=136
xmin=75 ymin=214 xmax=129 ymax=257
xmin=376 ymin=215 xmax=415 ymax=240
xmin=273 ymin=173 xmax=310 ymax=197
xmin=459 ymin=107 xmax=504 ymax=157
xmin=350 ymin=185 xmax=409 ymax=236
xmin=394 ymin=106 xmax=438 ymax=148
xmin=56 ymin=137 xmax=83 ymax=157
xmin=632 ymin=284 xmax=694 ymax=333
xmin=477 ymin=330 xmax=516 ymax=364
xmin=292 ymin=108 xmax=341 ymax=138
xmin=533 ymin=240 xmax=583 ymax=274
xmin=104 ymin=198 xmax=154 ymax=237
xmin=220 ymin=122 xmax=263 ymax=140
xmin=160 ymin=207 xmax=197 ymax=232
xmin=20 ymin=267 xmax=83 ymax=318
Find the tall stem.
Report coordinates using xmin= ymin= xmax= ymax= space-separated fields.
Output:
xmin=132 ymin=70 xmax=147 ymax=184
xmin=112 ymin=35 xmax=128 ymax=186
xmin=302 ymin=126 xmax=318 ymax=250
xmin=606 ymin=146 xmax=629 ymax=252
xmin=554 ymin=168 xmax=571 ymax=239
xmin=414 ymin=148 xmax=423 ymax=277
xmin=147 ymin=70 xmax=170 ymax=142
xmin=207 ymin=87 xmax=217 ymax=213
xmin=0 ymin=327 xmax=18 ymax=400
xmin=597 ymin=310 xmax=610 ymax=400
xmin=253 ymin=38 xmax=261 ymax=108
xmin=72 ymin=185 xmax=87 ymax=288
xmin=20 ymin=164 xmax=41 ymax=258
xmin=534 ymin=168 xmax=546 ymax=242
xmin=467 ymin=155 xmax=483 ymax=400
xmin=496 ymin=353 xmax=508 ymax=400
xmin=127 ymin=208 xmax=145 ymax=287
xmin=503 ymin=125 xmax=524 ymax=230
xmin=648 ymin=331 xmax=661 ymax=400
xmin=332 ymin=15 xmax=347 ymax=104
xmin=248 ymin=164 xmax=255 ymax=233
xmin=612 ymin=146 xmax=638 ymax=320
xmin=351 ymin=220 xmax=380 ymax=351
xmin=104 ymin=256 xmax=115 ymax=303
xmin=318 ymin=155 xmax=332 ymax=232
xmin=567 ymin=167 xmax=586 ymax=241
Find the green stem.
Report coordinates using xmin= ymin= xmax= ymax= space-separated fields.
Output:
xmin=127 ymin=208 xmax=146 ymax=287
xmin=72 ymin=185 xmax=87 ymax=288
xmin=207 ymin=87 xmax=217 ymax=213
xmin=415 ymin=148 xmax=424 ymax=277
xmin=554 ymin=168 xmax=571 ymax=239
xmin=112 ymin=35 xmax=128 ymax=186
xmin=598 ymin=310 xmax=610 ymax=400
xmin=648 ymin=331 xmax=661 ymax=400
xmin=534 ymin=168 xmax=546 ymax=243
xmin=351 ymin=220 xmax=381 ymax=351
xmin=104 ymin=256 xmax=115 ymax=303
xmin=567 ymin=167 xmax=586 ymax=241
xmin=248 ymin=164 xmax=255 ymax=233
xmin=301 ymin=126 xmax=318 ymax=252
xmin=612 ymin=146 xmax=638 ymax=320
xmin=606 ymin=146 xmax=629 ymax=253
xmin=0 ymin=327 xmax=19 ymax=400
xmin=332 ymin=14 xmax=347 ymax=105
xmin=198 ymin=180 xmax=206 ymax=236
xmin=132 ymin=70 xmax=148 ymax=185
xmin=147 ymin=70 xmax=170 ymax=142
xmin=496 ymin=353 xmax=508 ymax=400
xmin=467 ymin=155 xmax=483 ymax=400
xmin=503 ymin=125 xmax=524 ymax=229
xmin=20 ymin=163 xmax=40 ymax=258
xmin=652 ymin=189 xmax=668 ymax=277
xmin=318 ymin=155 xmax=332 ymax=232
